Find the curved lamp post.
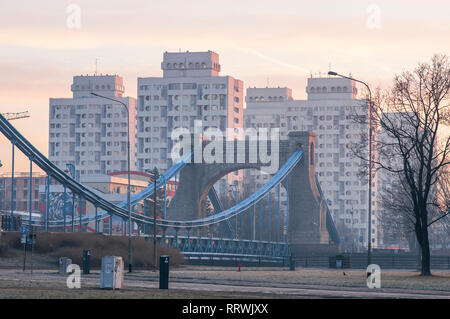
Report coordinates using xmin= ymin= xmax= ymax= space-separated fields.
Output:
xmin=328 ymin=71 xmax=373 ymax=266
xmin=91 ymin=92 xmax=133 ymax=273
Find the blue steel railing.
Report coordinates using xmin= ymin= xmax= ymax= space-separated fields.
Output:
xmin=1 ymin=112 xmax=311 ymax=265
xmin=148 ymin=234 xmax=290 ymax=258
xmin=1 ymin=113 xmax=304 ymax=229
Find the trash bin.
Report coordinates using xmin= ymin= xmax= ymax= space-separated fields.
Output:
xmin=100 ymin=256 xmax=124 ymax=290
xmin=82 ymin=250 xmax=91 ymax=274
xmin=59 ymin=257 xmax=72 ymax=275
xmin=159 ymin=255 xmax=169 ymax=289
xmin=329 ymin=255 xmax=351 ymax=269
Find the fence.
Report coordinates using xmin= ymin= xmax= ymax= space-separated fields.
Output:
xmin=293 ymin=253 xmax=450 ymax=270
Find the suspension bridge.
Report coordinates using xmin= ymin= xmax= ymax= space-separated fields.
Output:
xmin=0 ymin=114 xmax=340 ymax=264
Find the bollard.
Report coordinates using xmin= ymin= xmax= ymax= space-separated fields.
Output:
xmin=59 ymin=257 xmax=72 ymax=275
xmin=289 ymin=255 xmax=295 ymax=271
xmin=159 ymin=255 xmax=169 ymax=289
xmin=82 ymin=250 xmax=91 ymax=274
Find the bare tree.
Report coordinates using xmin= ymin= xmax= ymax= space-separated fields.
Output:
xmin=353 ymin=55 xmax=450 ymax=275
xmin=428 ymin=166 xmax=450 ymax=248
xmin=378 ymin=173 xmax=421 ymax=251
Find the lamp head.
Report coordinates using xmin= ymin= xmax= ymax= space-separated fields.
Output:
xmin=328 ymin=71 xmax=338 ymax=76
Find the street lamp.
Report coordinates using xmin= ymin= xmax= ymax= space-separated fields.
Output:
xmin=91 ymin=92 xmax=133 ymax=273
xmin=328 ymin=71 xmax=373 ymax=266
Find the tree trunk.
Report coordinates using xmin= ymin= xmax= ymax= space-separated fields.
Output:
xmin=420 ymin=227 xmax=432 ymax=276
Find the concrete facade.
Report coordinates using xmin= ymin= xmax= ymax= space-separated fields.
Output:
xmin=0 ymin=172 xmax=46 ymax=213
xmin=244 ymin=77 xmax=379 ymax=251
xmin=49 ymin=75 xmax=136 ymax=180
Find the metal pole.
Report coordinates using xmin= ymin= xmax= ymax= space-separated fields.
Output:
xmin=253 ymin=183 xmax=256 ymax=240
xmin=109 ymin=214 xmax=112 ymax=235
xmin=127 ymin=113 xmax=132 ymax=272
xmin=174 ymin=174 xmax=177 ymax=220
xmin=259 ymin=201 xmax=262 ymax=241
xmin=22 ymin=233 xmax=26 ymax=272
xmin=79 ymin=196 xmax=82 ymax=232
xmin=328 ymin=72 xmax=373 ymax=266
xmin=10 ymin=142 xmax=15 ymax=230
xmin=26 ymin=159 xmax=32 ymax=274
xmin=277 ymin=183 xmax=281 ymax=243
xmin=72 ymin=193 xmax=75 ymax=232
xmin=153 ymin=179 xmax=157 ymax=272
xmin=45 ymin=174 xmax=50 ymax=232
xmin=143 ymin=200 xmax=148 ymax=235
xmin=29 ymin=159 xmax=32 ymax=228
xmin=367 ymin=98 xmax=373 ymax=265
xmin=268 ymin=192 xmax=272 ymax=242
xmin=95 ymin=206 xmax=98 ymax=233
xmin=163 ymin=183 xmax=167 ymax=219
xmin=63 ymin=185 xmax=67 ymax=232
xmin=286 ymin=175 xmax=289 ymax=243
xmin=251 ymin=205 xmax=255 ymax=241
xmin=30 ymin=226 xmax=34 ymax=277
xmin=233 ymin=189 xmax=238 ymax=238
xmin=235 ymin=190 xmax=241 ymax=238
xmin=91 ymin=92 xmax=132 ymax=272
xmin=351 ymin=209 xmax=354 ymax=255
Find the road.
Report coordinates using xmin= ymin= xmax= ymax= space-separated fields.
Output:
xmin=0 ymin=269 xmax=449 ymax=299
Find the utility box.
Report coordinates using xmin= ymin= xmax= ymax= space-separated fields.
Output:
xmin=159 ymin=255 xmax=170 ymax=289
xmin=82 ymin=250 xmax=91 ymax=274
xmin=59 ymin=257 xmax=72 ymax=275
xmin=100 ymin=256 xmax=124 ymax=290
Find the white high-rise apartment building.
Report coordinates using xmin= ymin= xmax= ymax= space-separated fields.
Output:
xmin=136 ymin=51 xmax=244 ymax=194
xmin=244 ymin=77 xmax=380 ymax=250
xmin=49 ymin=75 xmax=136 ymax=180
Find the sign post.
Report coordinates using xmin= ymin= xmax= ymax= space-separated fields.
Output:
xmin=27 ymin=227 xmax=36 ymax=276
xmin=21 ymin=226 xmax=28 ymax=272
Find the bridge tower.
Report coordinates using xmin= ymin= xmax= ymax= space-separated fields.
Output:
xmin=172 ymin=131 xmax=339 ymax=255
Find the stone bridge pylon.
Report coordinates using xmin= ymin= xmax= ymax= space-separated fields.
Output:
xmin=171 ymin=131 xmax=339 ymax=255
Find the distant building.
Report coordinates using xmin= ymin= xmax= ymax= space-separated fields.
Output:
xmin=136 ymin=51 xmax=244 ymax=195
xmin=49 ymin=74 xmax=136 ymax=180
xmin=244 ymin=77 xmax=380 ymax=250
xmin=0 ymin=172 xmax=46 ymax=213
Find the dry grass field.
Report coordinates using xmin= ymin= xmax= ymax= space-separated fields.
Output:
xmin=0 ymin=232 xmax=184 ymax=269
xmin=128 ymin=267 xmax=450 ymax=291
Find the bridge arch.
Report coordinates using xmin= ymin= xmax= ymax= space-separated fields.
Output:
xmin=172 ymin=131 xmax=338 ymax=255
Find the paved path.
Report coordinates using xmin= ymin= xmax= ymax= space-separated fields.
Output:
xmin=1 ymin=270 xmax=449 ymax=299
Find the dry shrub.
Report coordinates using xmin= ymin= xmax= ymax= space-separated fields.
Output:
xmin=0 ymin=233 xmax=19 ymax=257
xmin=0 ymin=232 xmax=184 ymax=269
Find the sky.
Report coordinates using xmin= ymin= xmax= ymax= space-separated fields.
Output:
xmin=1 ymin=0 xmax=450 ymax=173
